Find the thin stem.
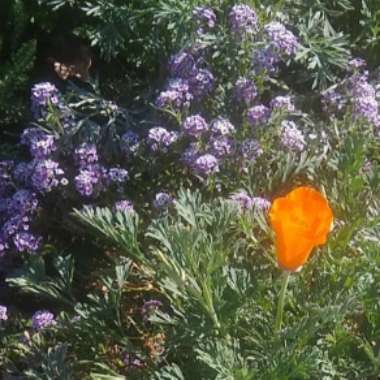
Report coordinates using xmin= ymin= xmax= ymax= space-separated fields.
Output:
xmin=274 ymin=271 xmax=291 ymax=333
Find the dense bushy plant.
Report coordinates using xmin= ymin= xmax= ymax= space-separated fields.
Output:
xmin=1 ymin=1 xmax=380 ymax=379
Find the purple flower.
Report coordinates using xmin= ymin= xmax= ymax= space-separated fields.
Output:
xmin=264 ymin=22 xmax=299 ymax=56
xmin=168 ymin=51 xmax=197 ymax=78
xmin=234 ymin=77 xmax=257 ymax=105
xmin=193 ymin=154 xmax=219 ymax=176
xmin=189 ymin=69 xmax=214 ymax=98
xmin=75 ymin=165 xmax=105 ymax=197
xmin=8 ymin=189 xmax=38 ymax=215
xmin=280 ymin=120 xmax=306 ymax=151
xmin=181 ymin=143 xmax=201 ymax=167
xmin=156 ymin=79 xmax=194 ymax=109
xmin=114 ymin=200 xmax=134 ymax=213
xmin=31 ymin=82 xmax=60 ymax=119
xmin=0 ymin=305 xmax=8 ymax=321
xmin=348 ymin=58 xmax=366 ymax=70
xmin=0 ymin=161 xmax=14 ymax=197
xmin=147 ymin=127 xmax=178 ymax=152
xmin=230 ymin=191 xmax=254 ymax=210
xmin=321 ymin=88 xmax=346 ymax=115
xmin=108 ymin=168 xmax=129 ymax=183
xmin=182 ymin=115 xmax=208 ymax=138
xmin=2 ymin=215 xmax=30 ymax=239
xmin=210 ymin=117 xmax=235 ymax=136
xmin=121 ymin=131 xmax=140 ymax=156
xmin=270 ymin=96 xmax=295 ymax=112
xmin=252 ymin=46 xmax=280 ymax=74
xmin=209 ymin=136 xmax=234 ymax=159
xmin=141 ymin=299 xmax=163 ymax=322
xmin=193 ymin=6 xmax=216 ymax=28
xmin=353 ymin=96 xmax=378 ymax=123
xmin=74 ymin=143 xmax=99 ymax=168
xmin=0 ymin=236 xmax=8 ymax=257
xmin=21 ymin=129 xmax=56 ymax=159
xmin=13 ymin=162 xmax=33 ymax=186
xmin=31 ymin=310 xmax=55 ymax=330
xmin=251 ymin=197 xmax=271 ymax=211
xmin=229 ymin=4 xmax=258 ymax=35
xmin=124 ymin=353 xmax=144 ymax=369
xmin=247 ymin=105 xmax=271 ymax=126
xmin=348 ymin=73 xmax=376 ymax=98
xmin=153 ymin=192 xmax=173 ymax=210
xmin=13 ymin=232 xmax=41 ymax=253
xmin=240 ymin=139 xmax=263 ymax=162
xmin=31 ymin=159 xmax=65 ymax=193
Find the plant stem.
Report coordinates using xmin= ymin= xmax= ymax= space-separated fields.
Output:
xmin=274 ymin=271 xmax=291 ymax=333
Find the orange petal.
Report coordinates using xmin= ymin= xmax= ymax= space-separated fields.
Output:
xmin=269 ymin=186 xmax=333 ymax=271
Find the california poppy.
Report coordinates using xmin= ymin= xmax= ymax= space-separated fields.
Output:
xmin=269 ymin=186 xmax=333 ymax=271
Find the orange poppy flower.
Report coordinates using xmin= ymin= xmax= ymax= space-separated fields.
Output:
xmin=269 ymin=186 xmax=333 ymax=271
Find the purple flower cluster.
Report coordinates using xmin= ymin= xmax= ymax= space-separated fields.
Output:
xmin=156 ymin=78 xmax=193 ymax=109
xmin=251 ymin=197 xmax=271 ymax=211
xmin=157 ymin=49 xmax=214 ymax=110
xmin=147 ymin=127 xmax=178 ymax=152
xmin=74 ymin=143 xmax=99 ymax=167
xmin=74 ymin=165 xmax=107 ymax=197
xmin=280 ymin=120 xmax=306 ymax=152
xmin=264 ymin=22 xmax=299 ymax=56
xmin=247 ymin=105 xmax=271 ymax=127
xmin=31 ymin=159 xmax=66 ymax=193
xmin=21 ymin=128 xmax=57 ymax=159
xmin=229 ymin=4 xmax=258 ymax=35
xmin=153 ymin=192 xmax=173 ymax=210
xmin=230 ymin=191 xmax=271 ymax=212
xmin=240 ymin=139 xmax=263 ymax=163
xmin=182 ymin=115 xmax=208 ymax=137
xmin=321 ymin=88 xmax=346 ymax=115
xmin=349 ymin=73 xmax=378 ymax=123
xmin=188 ymin=68 xmax=214 ymax=98
xmin=31 ymin=82 xmax=60 ymax=119
xmin=8 ymin=189 xmax=38 ymax=215
xmin=234 ymin=77 xmax=257 ymax=106
xmin=210 ymin=117 xmax=235 ymax=136
xmin=230 ymin=191 xmax=254 ymax=210
xmin=0 ymin=161 xmax=14 ymax=196
xmin=209 ymin=136 xmax=234 ymax=159
xmin=121 ymin=131 xmax=140 ymax=157
xmin=193 ymin=154 xmax=219 ymax=176
xmin=124 ymin=353 xmax=144 ymax=369
xmin=252 ymin=46 xmax=280 ymax=74
xmin=108 ymin=168 xmax=129 ymax=183
xmin=181 ymin=143 xmax=201 ymax=167
xmin=73 ymin=141 xmax=128 ymax=197
xmin=321 ymin=66 xmax=379 ymax=125
xmin=141 ymin=299 xmax=163 ymax=322
xmin=13 ymin=162 xmax=33 ymax=186
xmin=0 ymin=237 xmax=8 ymax=257
xmin=0 ymin=160 xmax=44 ymax=255
xmin=32 ymin=310 xmax=55 ymax=330
xmin=348 ymin=57 xmax=366 ymax=71
xmin=0 ymin=305 xmax=8 ymax=321
xmin=193 ymin=6 xmax=216 ymax=29
xmin=13 ymin=232 xmax=41 ymax=253
xmin=114 ymin=200 xmax=134 ymax=213
xmin=270 ymin=96 xmax=295 ymax=112
xmin=169 ymin=52 xmax=197 ymax=78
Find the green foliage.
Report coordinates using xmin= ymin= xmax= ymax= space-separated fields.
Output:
xmin=0 ymin=0 xmax=36 ymax=130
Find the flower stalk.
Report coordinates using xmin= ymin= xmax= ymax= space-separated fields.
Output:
xmin=274 ymin=271 xmax=290 ymax=333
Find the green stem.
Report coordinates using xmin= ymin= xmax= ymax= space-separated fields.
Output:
xmin=274 ymin=271 xmax=291 ymax=333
